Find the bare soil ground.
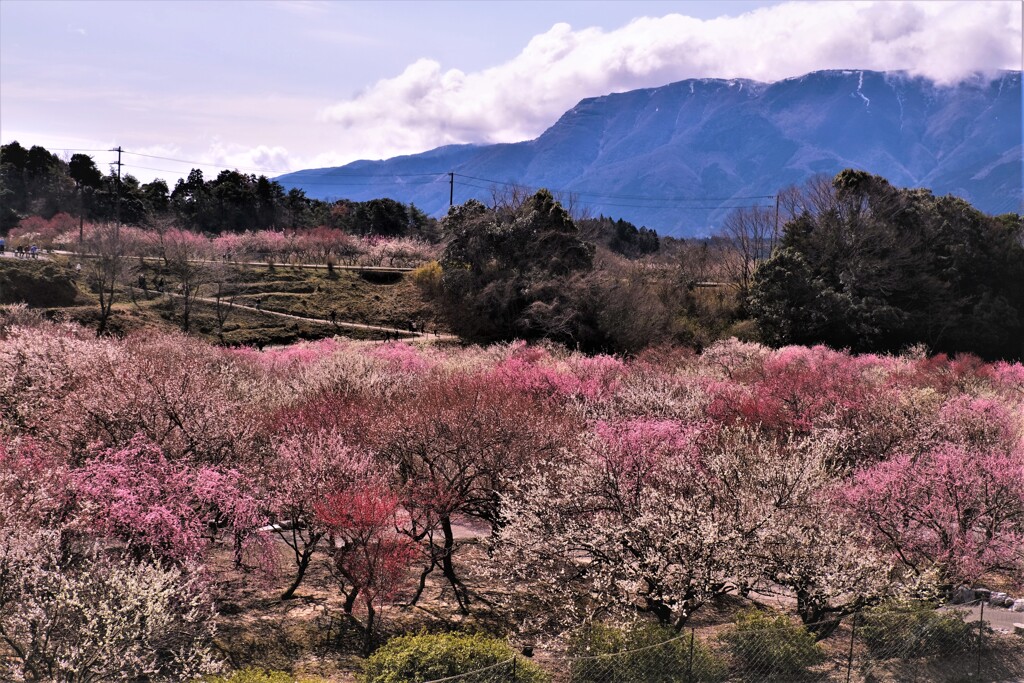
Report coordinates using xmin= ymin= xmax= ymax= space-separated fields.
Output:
xmin=207 ymin=531 xmax=1024 ymax=682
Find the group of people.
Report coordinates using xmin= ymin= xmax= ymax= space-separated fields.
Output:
xmin=134 ymin=274 xmax=166 ymax=295
xmin=12 ymin=244 xmax=39 ymax=258
xmin=2 ymin=240 xmax=41 ymax=259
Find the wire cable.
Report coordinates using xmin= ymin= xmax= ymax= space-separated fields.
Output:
xmin=455 ymin=179 xmax=772 ymax=210
xmin=454 ymin=173 xmax=775 ymax=201
xmin=119 ymin=163 xmax=444 ymax=189
xmin=115 ymin=150 xmax=778 ymax=208
xmin=121 ymin=149 xmax=447 ymax=178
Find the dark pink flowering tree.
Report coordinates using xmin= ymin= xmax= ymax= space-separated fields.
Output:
xmin=316 ymin=485 xmax=415 ymax=653
xmin=708 ymin=345 xmax=869 ymax=436
xmin=379 ymin=371 xmax=573 ymax=611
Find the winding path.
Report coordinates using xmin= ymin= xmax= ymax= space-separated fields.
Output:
xmin=165 ymin=291 xmax=454 ymax=341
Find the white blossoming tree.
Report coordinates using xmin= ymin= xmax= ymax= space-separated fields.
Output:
xmin=493 ymin=423 xmax=889 ymax=636
xmin=0 ymin=531 xmax=219 ymax=682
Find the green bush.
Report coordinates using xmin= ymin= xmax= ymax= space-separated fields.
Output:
xmin=859 ymin=603 xmax=976 ymax=659
xmin=720 ymin=610 xmax=825 ymax=678
xmin=201 ymin=670 xmax=291 ymax=683
xmin=410 ymin=261 xmax=443 ymax=297
xmin=569 ymin=622 xmax=726 ymax=683
xmin=361 ymin=631 xmax=547 ymax=683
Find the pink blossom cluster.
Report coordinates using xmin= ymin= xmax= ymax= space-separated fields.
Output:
xmin=8 ymin=212 xmax=79 ymax=248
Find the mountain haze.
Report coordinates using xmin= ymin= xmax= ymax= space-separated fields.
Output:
xmin=278 ymin=70 xmax=1022 ymax=237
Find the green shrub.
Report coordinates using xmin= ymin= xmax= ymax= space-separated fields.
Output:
xmin=723 ymin=319 xmax=759 ymax=343
xmin=720 ymin=610 xmax=825 ymax=678
xmin=410 ymin=261 xmax=443 ymax=297
xmin=569 ymin=622 xmax=726 ymax=683
xmin=361 ymin=632 xmax=547 ymax=683
xmin=201 ymin=670 xmax=291 ymax=683
xmin=859 ymin=603 xmax=975 ymax=659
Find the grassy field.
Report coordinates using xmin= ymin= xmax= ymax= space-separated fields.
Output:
xmin=0 ymin=256 xmax=442 ymax=346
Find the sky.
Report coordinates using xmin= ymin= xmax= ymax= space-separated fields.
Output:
xmin=1 ymin=0 xmax=1021 ymax=185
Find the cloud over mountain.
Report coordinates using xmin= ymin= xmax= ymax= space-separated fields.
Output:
xmin=283 ymin=69 xmax=1022 ymax=237
xmin=318 ymin=1 xmax=1022 ymax=160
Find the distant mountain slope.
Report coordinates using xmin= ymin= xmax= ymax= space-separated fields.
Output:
xmin=278 ymin=70 xmax=1022 ymax=237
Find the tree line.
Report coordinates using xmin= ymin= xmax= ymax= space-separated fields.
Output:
xmin=5 ymin=142 xmax=1021 ymax=360
xmin=0 ymin=141 xmax=438 ymax=240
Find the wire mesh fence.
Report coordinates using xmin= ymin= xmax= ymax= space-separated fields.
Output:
xmin=412 ymin=602 xmax=1024 ymax=683
xmin=417 ymin=657 xmax=519 ymax=682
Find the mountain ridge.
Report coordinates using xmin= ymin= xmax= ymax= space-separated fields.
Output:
xmin=278 ymin=69 xmax=1022 ymax=237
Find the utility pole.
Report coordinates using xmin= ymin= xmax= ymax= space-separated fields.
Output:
xmin=773 ymin=192 xmax=780 ymax=248
xmin=110 ymin=146 xmax=123 ymax=237
xmin=448 ymin=172 xmax=454 ymax=208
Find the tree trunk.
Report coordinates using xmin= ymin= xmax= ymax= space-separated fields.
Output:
xmin=796 ymin=589 xmax=844 ymax=640
xmin=439 ymin=516 xmax=469 ymax=613
xmin=343 ymin=586 xmax=360 ymax=615
xmin=281 ymin=547 xmax=314 ymax=600
xmin=407 ymin=557 xmax=437 ymax=606
xmin=280 ymin=528 xmax=321 ymax=600
xmin=362 ymin=601 xmax=376 ymax=655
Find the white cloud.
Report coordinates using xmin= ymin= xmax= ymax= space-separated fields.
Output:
xmin=271 ymin=0 xmax=329 ymax=16
xmin=318 ymin=1 xmax=1023 ymax=160
xmin=202 ymin=142 xmax=294 ymax=175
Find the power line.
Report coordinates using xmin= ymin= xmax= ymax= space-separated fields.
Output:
xmin=120 ymin=163 xmax=191 ymax=176
xmin=455 ymin=179 xmax=772 ymax=210
xmin=114 ymin=148 xmax=778 ymax=210
xmin=115 ymin=149 xmax=775 ymax=206
xmin=120 ymin=149 xmax=446 ymax=178
xmin=273 ymin=177 xmax=444 ymax=188
xmin=121 ymin=150 xmax=290 ymax=174
xmin=286 ymin=171 xmax=447 ymax=179
xmin=48 ymin=147 xmax=114 ymax=154
xmin=453 ymin=173 xmax=775 ymax=202
xmin=120 ymin=162 xmax=444 ymax=187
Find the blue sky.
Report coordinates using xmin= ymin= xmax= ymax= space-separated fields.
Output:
xmin=1 ymin=1 xmax=1020 ymax=184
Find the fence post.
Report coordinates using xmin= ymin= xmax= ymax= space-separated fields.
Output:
xmin=845 ymin=612 xmax=858 ymax=683
xmin=512 ymin=655 xmax=518 ymax=682
xmin=686 ymin=628 xmax=695 ymax=683
xmin=977 ymin=600 xmax=985 ymax=677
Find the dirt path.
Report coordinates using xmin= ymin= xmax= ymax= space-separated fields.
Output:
xmin=951 ymin=602 xmax=1024 ymax=633
xmin=163 ymin=291 xmax=456 ymax=341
